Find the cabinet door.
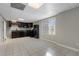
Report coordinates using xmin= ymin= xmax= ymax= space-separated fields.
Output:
xmin=12 ymin=31 xmax=19 ymax=38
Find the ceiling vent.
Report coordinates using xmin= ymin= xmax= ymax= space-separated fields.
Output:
xmin=11 ymin=3 xmax=25 ymax=10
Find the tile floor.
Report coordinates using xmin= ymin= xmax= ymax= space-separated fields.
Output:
xmin=0 ymin=37 xmax=79 ymax=56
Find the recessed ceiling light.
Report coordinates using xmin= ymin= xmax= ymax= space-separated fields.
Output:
xmin=28 ymin=3 xmax=43 ymax=9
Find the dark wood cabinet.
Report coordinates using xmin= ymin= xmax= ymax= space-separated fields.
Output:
xmin=12 ymin=30 xmax=33 ymax=38
xmin=12 ymin=31 xmax=19 ymax=38
xmin=17 ymin=22 xmax=33 ymax=28
xmin=12 ymin=28 xmax=39 ymax=38
xmin=33 ymin=25 xmax=39 ymax=38
xmin=7 ymin=21 xmax=12 ymax=27
xmin=7 ymin=21 xmax=33 ymax=28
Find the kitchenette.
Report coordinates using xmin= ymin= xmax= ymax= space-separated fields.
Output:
xmin=6 ymin=21 xmax=39 ymax=39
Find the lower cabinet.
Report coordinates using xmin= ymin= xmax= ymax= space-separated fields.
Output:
xmin=12 ymin=30 xmax=35 ymax=38
xmin=11 ymin=25 xmax=39 ymax=39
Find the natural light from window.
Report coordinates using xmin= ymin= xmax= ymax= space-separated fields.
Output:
xmin=48 ymin=17 xmax=56 ymax=35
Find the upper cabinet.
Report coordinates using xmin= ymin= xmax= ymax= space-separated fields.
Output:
xmin=7 ymin=21 xmax=33 ymax=28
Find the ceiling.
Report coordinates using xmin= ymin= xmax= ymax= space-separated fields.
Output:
xmin=0 ymin=3 xmax=79 ymax=22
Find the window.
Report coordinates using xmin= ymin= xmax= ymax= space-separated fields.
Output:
xmin=48 ymin=17 xmax=56 ymax=35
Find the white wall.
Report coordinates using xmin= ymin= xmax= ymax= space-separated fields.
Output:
xmin=0 ymin=16 xmax=4 ymax=42
xmin=56 ymin=7 xmax=79 ymax=49
xmin=38 ymin=7 xmax=79 ymax=49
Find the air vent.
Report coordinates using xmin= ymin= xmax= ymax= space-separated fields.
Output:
xmin=11 ymin=3 xmax=25 ymax=10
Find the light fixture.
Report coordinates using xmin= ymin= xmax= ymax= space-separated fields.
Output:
xmin=11 ymin=18 xmax=24 ymax=23
xmin=28 ymin=3 xmax=43 ymax=9
xmin=18 ymin=18 xmax=24 ymax=21
xmin=11 ymin=20 xmax=17 ymax=23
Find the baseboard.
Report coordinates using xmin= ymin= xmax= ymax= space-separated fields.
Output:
xmin=41 ymin=38 xmax=79 ymax=52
